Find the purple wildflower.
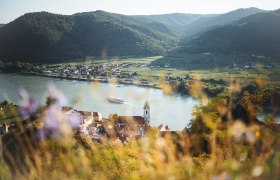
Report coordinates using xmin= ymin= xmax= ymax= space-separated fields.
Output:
xmin=38 ymin=105 xmax=80 ymax=140
xmin=68 ymin=112 xmax=81 ymax=130
xmin=44 ymin=106 xmax=60 ymax=131
xmin=47 ymin=84 xmax=67 ymax=107
xmin=36 ymin=128 xmax=47 ymax=140
xmin=18 ymin=88 xmax=37 ymax=120
xmin=35 ymin=84 xmax=80 ymax=140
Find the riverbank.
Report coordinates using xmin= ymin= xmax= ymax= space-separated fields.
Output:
xmin=19 ymin=72 xmax=162 ymax=89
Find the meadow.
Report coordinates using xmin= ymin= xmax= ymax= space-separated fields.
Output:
xmin=85 ymin=56 xmax=280 ymax=88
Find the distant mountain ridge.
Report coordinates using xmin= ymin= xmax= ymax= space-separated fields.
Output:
xmin=152 ymin=9 xmax=280 ymax=69
xmin=133 ymin=13 xmax=206 ymax=33
xmin=182 ymin=7 xmax=265 ymax=40
xmin=181 ymin=9 xmax=280 ymax=57
xmin=0 ymin=8 xmax=275 ymax=64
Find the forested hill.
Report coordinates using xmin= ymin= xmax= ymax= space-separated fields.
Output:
xmin=0 ymin=8 xmax=274 ymax=64
xmin=133 ymin=13 xmax=204 ymax=33
xmin=180 ymin=9 xmax=280 ymax=57
xmin=0 ymin=24 xmax=4 ymax=28
xmin=0 ymin=11 xmax=178 ymax=63
xmin=182 ymin=7 xmax=264 ymax=39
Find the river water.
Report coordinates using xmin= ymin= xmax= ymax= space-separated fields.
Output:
xmin=0 ymin=73 xmax=199 ymax=130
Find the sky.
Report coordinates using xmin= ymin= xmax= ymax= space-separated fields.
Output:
xmin=0 ymin=0 xmax=280 ymax=23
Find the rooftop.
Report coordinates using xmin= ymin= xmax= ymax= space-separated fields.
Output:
xmin=118 ymin=116 xmax=146 ymax=125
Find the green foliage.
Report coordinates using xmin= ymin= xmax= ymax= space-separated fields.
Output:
xmin=174 ymin=80 xmax=225 ymax=97
xmin=0 ymin=101 xmax=21 ymax=124
xmin=134 ymin=13 xmax=203 ymax=33
xmin=153 ymin=9 xmax=280 ymax=69
xmin=176 ymin=80 xmax=189 ymax=95
xmin=182 ymin=10 xmax=280 ymax=58
xmin=203 ymin=84 xmax=225 ymax=98
xmin=0 ymin=61 xmax=37 ymax=73
xmin=263 ymin=114 xmax=277 ymax=124
xmin=183 ymin=7 xmax=263 ymax=39
xmin=0 ymin=81 xmax=280 ymax=179
xmin=0 ymin=11 xmax=177 ymax=63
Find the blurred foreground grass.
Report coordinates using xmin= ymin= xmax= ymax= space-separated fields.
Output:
xmin=0 ymin=78 xmax=280 ymax=179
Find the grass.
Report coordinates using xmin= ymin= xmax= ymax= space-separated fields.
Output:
xmin=0 ymin=105 xmax=22 ymax=124
xmin=47 ymin=56 xmax=280 ymax=88
xmin=1 ymin=55 xmax=280 ymax=179
xmin=1 ymin=80 xmax=280 ymax=179
xmin=51 ymin=56 xmax=162 ymax=66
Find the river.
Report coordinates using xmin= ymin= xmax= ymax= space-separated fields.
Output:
xmin=0 ymin=73 xmax=199 ymax=130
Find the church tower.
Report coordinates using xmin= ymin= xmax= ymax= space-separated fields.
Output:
xmin=143 ymin=100 xmax=150 ymax=124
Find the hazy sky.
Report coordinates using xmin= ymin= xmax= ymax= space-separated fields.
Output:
xmin=0 ymin=0 xmax=279 ymax=23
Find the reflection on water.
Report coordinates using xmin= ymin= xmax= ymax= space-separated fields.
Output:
xmin=257 ymin=114 xmax=280 ymax=122
xmin=0 ymin=73 xmax=199 ymax=130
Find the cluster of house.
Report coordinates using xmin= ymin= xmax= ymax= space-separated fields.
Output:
xmin=40 ymin=62 xmax=140 ymax=80
xmin=233 ymin=62 xmax=276 ymax=71
xmin=150 ymin=63 xmax=171 ymax=68
xmin=0 ymin=100 xmax=174 ymax=141
xmin=63 ymin=100 xmax=158 ymax=142
xmin=39 ymin=63 xmax=156 ymax=87
xmin=233 ymin=63 xmax=257 ymax=71
xmin=39 ymin=61 xmax=173 ymax=82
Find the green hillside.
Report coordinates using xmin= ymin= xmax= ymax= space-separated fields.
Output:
xmin=182 ymin=7 xmax=264 ymax=40
xmin=152 ymin=9 xmax=280 ymax=69
xmin=133 ymin=13 xmax=203 ymax=32
xmin=0 ymin=11 xmax=177 ymax=63
xmin=0 ymin=8 xmax=276 ymax=65
xmin=182 ymin=10 xmax=280 ymax=57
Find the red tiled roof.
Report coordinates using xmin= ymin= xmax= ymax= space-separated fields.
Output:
xmin=78 ymin=111 xmax=92 ymax=117
xmin=93 ymin=112 xmax=100 ymax=116
xmin=118 ymin=116 xmax=146 ymax=125
xmin=61 ymin=106 xmax=72 ymax=112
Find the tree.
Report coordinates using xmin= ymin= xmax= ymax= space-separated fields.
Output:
xmin=176 ymin=80 xmax=188 ymax=95
xmin=0 ymin=100 xmax=10 ymax=109
xmin=109 ymin=114 xmax=119 ymax=123
xmin=0 ymin=61 xmax=3 ymax=69
xmin=46 ymin=96 xmax=57 ymax=107
xmin=264 ymin=114 xmax=277 ymax=124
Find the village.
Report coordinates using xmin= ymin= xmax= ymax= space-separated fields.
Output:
xmin=0 ymin=100 xmax=173 ymax=142
xmin=28 ymin=57 xmax=278 ymax=91
xmin=62 ymin=100 xmax=173 ymax=142
xmin=39 ymin=61 xmax=163 ymax=87
xmin=34 ymin=59 xmax=196 ymax=88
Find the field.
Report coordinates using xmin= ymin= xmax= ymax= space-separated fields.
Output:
xmin=110 ymin=57 xmax=279 ymax=87
xmin=49 ymin=56 xmax=280 ymax=88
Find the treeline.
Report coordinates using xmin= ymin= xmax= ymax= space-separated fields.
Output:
xmin=180 ymin=10 xmax=280 ymax=58
xmin=0 ymin=11 xmax=177 ymax=63
xmin=165 ymin=78 xmax=226 ymax=98
xmin=185 ymin=82 xmax=280 ymax=156
xmin=0 ymin=61 xmax=38 ymax=73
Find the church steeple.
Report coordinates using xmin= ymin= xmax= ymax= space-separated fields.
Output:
xmin=144 ymin=100 xmax=150 ymax=109
xmin=143 ymin=100 xmax=150 ymax=124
